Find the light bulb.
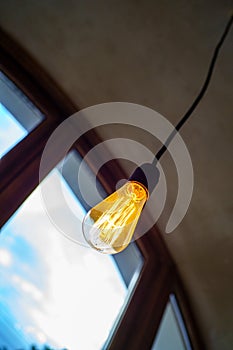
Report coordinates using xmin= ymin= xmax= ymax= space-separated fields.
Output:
xmin=82 ymin=181 xmax=148 ymax=254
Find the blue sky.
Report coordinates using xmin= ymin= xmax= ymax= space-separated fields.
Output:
xmin=0 ymin=169 xmax=126 ymax=350
xmin=0 ymin=102 xmax=27 ymax=158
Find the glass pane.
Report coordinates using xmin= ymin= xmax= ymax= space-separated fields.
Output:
xmin=60 ymin=151 xmax=144 ymax=288
xmin=151 ymin=295 xmax=192 ymax=350
xmin=0 ymin=168 xmax=127 ymax=350
xmin=0 ymin=103 xmax=27 ymax=157
xmin=0 ymin=71 xmax=44 ymax=157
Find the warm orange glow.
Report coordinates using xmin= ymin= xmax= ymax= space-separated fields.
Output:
xmin=82 ymin=181 xmax=148 ymax=254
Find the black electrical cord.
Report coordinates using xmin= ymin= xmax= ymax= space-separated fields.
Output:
xmin=153 ymin=14 xmax=233 ymax=164
xmin=130 ymin=15 xmax=232 ymax=192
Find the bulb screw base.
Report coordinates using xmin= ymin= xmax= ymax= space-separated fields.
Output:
xmin=129 ymin=163 xmax=160 ymax=195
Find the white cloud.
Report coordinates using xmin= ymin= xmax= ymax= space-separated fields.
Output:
xmin=0 ymin=249 xmax=12 ymax=266
xmin=11 ymin=275 xmax=43 ymax=301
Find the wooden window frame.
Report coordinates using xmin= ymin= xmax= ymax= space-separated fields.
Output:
xmin=0 ymin=27 xmax=204 ymax=350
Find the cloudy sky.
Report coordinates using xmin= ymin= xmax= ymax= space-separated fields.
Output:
xmin=0 ymin=134 xmax=126 ymax=350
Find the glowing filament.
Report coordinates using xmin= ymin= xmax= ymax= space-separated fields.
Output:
xmin=82 ymin=181 xmax=148 ymax=254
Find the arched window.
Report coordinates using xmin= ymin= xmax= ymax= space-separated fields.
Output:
xmin=0 ymin=27 xmax=203 ymax=350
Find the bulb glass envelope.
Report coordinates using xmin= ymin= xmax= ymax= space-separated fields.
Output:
xmin=82 ymin=181 xmax=148 ymax=254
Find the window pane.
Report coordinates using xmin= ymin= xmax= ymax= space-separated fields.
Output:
xmin=0 ymin=168 xmax=127 ymax=350
xmin=0 ymin=103 xmax=27 ymax=157
xmin=151 ymin=295 xmax=191 ymax=350
xmin=0 ymin=71 xmax=44 ymax=157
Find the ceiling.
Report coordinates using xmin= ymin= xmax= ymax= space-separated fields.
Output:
xmin=0 ymin=1 xmax=232 ymax=349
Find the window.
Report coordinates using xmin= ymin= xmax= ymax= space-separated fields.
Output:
xmin=0 ymin=27 xmax=203 ymax=350
xmin=0 ymin=148 xmax=145 ymax=349
xmin=0 ymin=102 xmax=27 ymax=157
xmin=0 ymin=160 xmax=127 ymax=350
xmin=151 ymin=295 xmax=192 ymax=350
xmin=0 ymin=71 xmax=44 ymax=157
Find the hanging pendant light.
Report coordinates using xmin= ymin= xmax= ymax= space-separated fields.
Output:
xmin=82 ymin=15 xmax=233 ymax=254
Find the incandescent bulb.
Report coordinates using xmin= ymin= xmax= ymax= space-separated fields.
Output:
xmin=82 ymin=181 xmax=148 ymax=254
